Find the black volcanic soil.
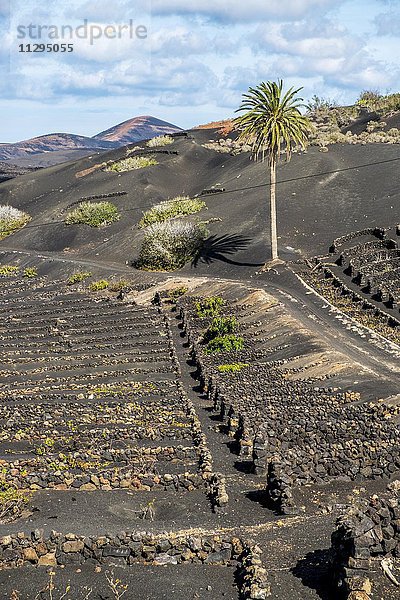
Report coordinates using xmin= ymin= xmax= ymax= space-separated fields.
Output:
xmin=0 ymin=129 xmax=398 ymax=280
xmin=0 ymin=564 xmax=239 ymax=600
xmin=0 ymin=130 xmax=399 ymax=599
xmin=0 ymin=161 xmax=39 ymax=182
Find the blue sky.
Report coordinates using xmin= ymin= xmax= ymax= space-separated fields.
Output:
xmin=0 ymin=0 xmax=399 ymax=142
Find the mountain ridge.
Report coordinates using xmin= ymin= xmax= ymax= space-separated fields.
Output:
xmin=94 ymin=115 xmax=182 ymax=144
xmin=0 ymin=116 xmax=182 ymax=165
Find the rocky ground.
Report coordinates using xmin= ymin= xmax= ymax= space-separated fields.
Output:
xmin=0 ymin=271 xmax=398 ymax=599
xmin=0 ymin=122 xmax=399 ymax=598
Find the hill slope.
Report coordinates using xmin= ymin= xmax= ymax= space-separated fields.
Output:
xmin=0 ymin=133 xmax=117 ymax=163
xmin=94 ymin=115 xmax=182 ymax=144
xmin=0 ymin=161 xmax=38 ymax=182
xmin=1 ymin=116 xmax=182 ymax=168
xmin=0 ymin=127 xmax=398 ymax=278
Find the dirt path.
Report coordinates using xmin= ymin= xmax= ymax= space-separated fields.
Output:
xmin=258 ymin=268 xmax=400 ymax=383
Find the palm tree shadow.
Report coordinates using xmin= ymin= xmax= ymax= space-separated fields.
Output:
xmin=192 ymin=234 xmax=264 ymax=268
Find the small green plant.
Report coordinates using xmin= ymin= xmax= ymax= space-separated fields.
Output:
xmin=356 ymin=89 xmax=382 ymax=109
xmin=203 ymin=316 xmax=238 ymax=343
xmin=105 ymin=571 xmax=128 ymax=599
xmin=22 ymin=267 xmax=38 ymax=278
xmin=306 ymin=95 xmax=337 ymax=113
xmin=139 ymin=196 xmax=206 ymax=228
xmin=205 ymin=334 xmax=244 ymax=354
xmin=65 ymin=201 xmax=120 ymax=227
xmin=0 ymin=484 xmax=31 ymax=523
xmin=195 ymin=296 xmax=225 ymax=317
xmin=88 ymin=382 xmax=147 ymax=398
xmin=106 ymin=156 xmax=158 ymax=172
xmin=108 ymin=279 xmax=130 ymax=292
xmin=35 ymin=436 xmax=56 ymax=456
xmin=217 ymin=362 xmax=249 ymax=373
xmin=67 ymin=271 xmax=92 ymax=285
xmin=136 ymin=220 xmax=208 ymax=272
xmin=138 ymin=498 xmax=156 ymax=520
xmin=13 ymin=570 xmax=93 ymax=600
xmin=166 ymin=286 xmax=188 ymax=302
xmin=0 ymin=205 xmax=31 ymax=240
xmin=89 ymin=280 xmax=109 ymax=292
xmin=146 ymin=135 xmax=174 ymax=148
xmin=0 ymin=265 xmax=19 ymax=276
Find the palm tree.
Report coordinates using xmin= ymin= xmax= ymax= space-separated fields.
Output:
xmin=234 ymin=80 xmax=311 ymax=263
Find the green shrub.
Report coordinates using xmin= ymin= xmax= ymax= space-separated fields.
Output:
xmin=356 ymin=91 xmax=400 ymax=113
xmin=0 ymin=205 xmax=31 ymax=240
xmin=195 ymin=296 xmax=225 ymax=317
xmin=68 ymin=271 xmax=92 ymax=285
xmin=357 ymin=89 xmax=382 ymax=107
xmin=203 ymin=316 xmax=238 ymax=343
xmin=0 ymin=265 xmax=19 ymax=276
xmin=166 ymin=286 xmax=188 ymax=302
xmin=136 ymin=220 xmax=208 ymax=272
xmin=65 ymin=201 xmax=120 ymax=227
xmin=205 ymin=335 xmax=244 ymax=354
xmin=108 ymin=279 xmax=131 ymax=292
xmin=106 ymin=156 xmax=158 ymax=172
xmin=146 ymin=135 xmax=174 ymax=148
xmin=217 ymin=362 xmax=249 ymax=373
xmin=306 ymin=95 xmax=337 ymax=113
xmin=0 ymin=481 xmax=31 ymax=523
xmin=23 ymin=267 xmax=38 ymax=278
xmin=89 ymin=279 xmax=109 ymax=291
xmin=139 ymin=196 xmax=206 ymax=228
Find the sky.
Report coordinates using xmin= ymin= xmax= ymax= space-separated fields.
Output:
xmin=0 ymin=0 xmax=399 ymax=142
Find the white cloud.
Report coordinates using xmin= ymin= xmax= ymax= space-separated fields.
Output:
xmin=249 ymin=15 xmax=398 ymax=93
xmin=5 ymin=53 xmax=218 ymax=104
xmin=0 ymin=0 xmax=9 ymax=18
xmin=8 ymin=0 xmax=150 ymax=23
xmin=150 ymin=27 xmax=235 ymax=57
xmin=1 ymin=0 xmax=399 ymax=142
xmin=151 ymin=0 xmax=343 ymax=22
xmin=254 ymin=19 xmax=361 ymax=59
xmin=374 ymin=11 xmax=400 ymax=36
xmin=68 ymin=0 xmax=143 ymax=22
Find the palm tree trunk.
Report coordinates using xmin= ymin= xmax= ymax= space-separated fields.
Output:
xmin=269 ymin=159 xmax=278 ymax=261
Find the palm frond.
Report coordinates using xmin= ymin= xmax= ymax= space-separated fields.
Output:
xmin=234 ymin=79 xmax=312 ymax=164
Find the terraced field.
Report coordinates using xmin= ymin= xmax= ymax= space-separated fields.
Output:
xmin=0 ymin=275 xmax=257 ymax=599
xmin=333 ymin=228 xmax=400 ymax=311
xmin=0 ymin=272 xmax=399 ymax=599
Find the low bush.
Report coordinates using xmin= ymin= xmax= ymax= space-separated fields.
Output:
xmin=306 ymin=95 xmax=337 ymax=113
xmin=108 ymin=279 xmax=131 ymax=292
xmin=22 ymin=267 xmax=38 ymax=278
xmin=0 ymin=483 xmax=31 ymax=523
xmin=205 ymin=334 xmax=244 ymax=354
xmin=146 ymin=135 xmax=174 ymax=148
xmin=217 ymin=362 xmax=249 ymax=373
xmin=106 ymin=156 xmax=158 ymax=172
xmin=195 ymin=296 xmax=225 ymax=317
xmin=166 ymin=286 xmax=188 ymax=302
xmin=0 ymin=265 xmax=19 ymax=276
xmin=89 ymin=280 xmax=109 ymax=291
xmin=0 ymin=205 xmax=31 ymax=240
xmin=357 ymin=90 xmax=400 ymax=113
xmin=68 ymin=271 xmax=92 ymax=285
xmin=136 ymin=220 xmax=208 ymax=272
xmin=65 ymin=201 xmax=120 ymax=227
xmin=139 ymin=196 xmax=206 ymax=228
xmin=203 ymin=316 xmax=238 ymax=343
